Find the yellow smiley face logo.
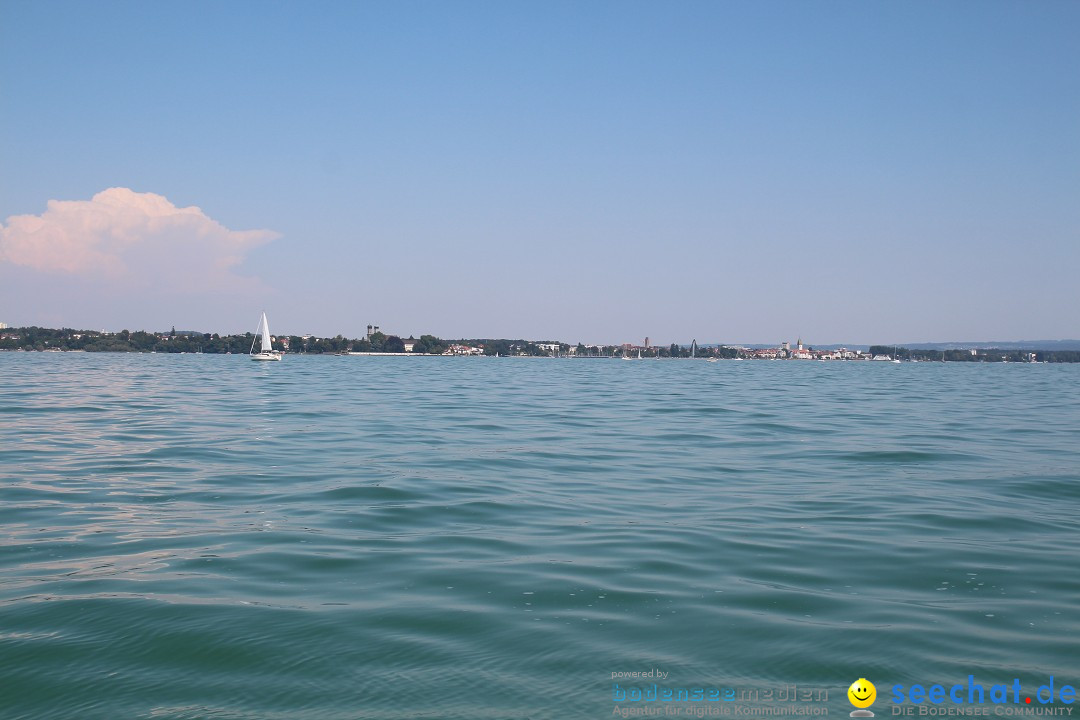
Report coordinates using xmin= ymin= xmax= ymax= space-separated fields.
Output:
xmin=848 ymin=678 xmax=877 ymax=709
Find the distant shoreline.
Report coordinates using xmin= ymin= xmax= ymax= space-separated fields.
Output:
xmin=5 ymin=348 xmax=1080 ymax=364
xmin=2 ymin=327 xmax=1080 ymax=362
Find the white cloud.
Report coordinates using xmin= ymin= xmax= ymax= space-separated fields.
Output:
xmin=0 ymin=188 xmax=279 ymax=290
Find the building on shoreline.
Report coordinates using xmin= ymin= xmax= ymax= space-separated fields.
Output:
xmin=445 ymin=344 xmax=484 ymax=355
xmin=740 ymin=341 xmax=869 ymax=360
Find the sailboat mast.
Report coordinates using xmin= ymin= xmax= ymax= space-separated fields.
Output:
xmin=249 ymin=316 xmax=259 ymax=355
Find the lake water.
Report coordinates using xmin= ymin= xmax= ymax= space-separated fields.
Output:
xmin=2 ymin=354 xmax=1078 ymax=719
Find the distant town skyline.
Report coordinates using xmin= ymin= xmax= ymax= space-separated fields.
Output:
xmin=3 ymin=319 xmax=1078 ymax=354
xmin=2 ymin=2 xmax=1078 ymax=344
xmin=7 ymin=324 xmax=1080 ymax=361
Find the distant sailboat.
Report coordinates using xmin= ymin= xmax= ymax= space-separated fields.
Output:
xmin=250 ymin=312 xmax=282 ymax=361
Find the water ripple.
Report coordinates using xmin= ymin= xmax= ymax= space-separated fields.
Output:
xmin=1 ymin=354 xmax=1078 ymax=718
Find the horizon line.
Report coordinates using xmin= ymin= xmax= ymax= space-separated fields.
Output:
xmin=3 ymin=324 xmax=1079 ymax=349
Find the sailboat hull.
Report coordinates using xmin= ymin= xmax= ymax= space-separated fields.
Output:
xmin=250 ymin=352 xmax=282 ymax=361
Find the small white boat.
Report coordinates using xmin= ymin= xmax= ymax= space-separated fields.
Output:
xmin=250 ymin=312 xmax=282 ymax=361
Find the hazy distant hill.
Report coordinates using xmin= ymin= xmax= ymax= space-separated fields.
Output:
xmin=717 ymin=340 xmax=1080 ymax=351
xmin=902 ymin=340 xmax=1080 ymax=351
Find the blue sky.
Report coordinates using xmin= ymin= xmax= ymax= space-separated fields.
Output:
xmin=1 ymin=0 xmax=1077 ymax=344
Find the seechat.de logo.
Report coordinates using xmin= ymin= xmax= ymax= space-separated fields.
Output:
xmin=849 ymin=678 xmax=877 ymax=717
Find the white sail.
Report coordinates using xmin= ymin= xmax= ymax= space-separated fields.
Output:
xmin=250 ymin=311 xmax=281 ymax=360
xmin=259 ymin=312 xmax=272 ymax=353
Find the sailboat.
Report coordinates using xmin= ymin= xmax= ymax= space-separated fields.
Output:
xmin=250 ymin=312 xmax=282 ymax=361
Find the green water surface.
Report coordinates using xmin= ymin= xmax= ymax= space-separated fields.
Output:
xmin=1 ymin=354 xmax=1078 ymax=719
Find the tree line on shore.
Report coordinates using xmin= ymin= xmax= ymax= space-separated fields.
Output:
xmin=0 ymin=327 xmax=521 ymax=356
xmin=0 ymin=327 xmax=724 ymax=358
xmin=3 ymin=327 xmax=1077 ymax=361
xmin=0 ymin=327 xmax=734 ymax=358
xmin=0 ymin=327 xmax=449 ymax=355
